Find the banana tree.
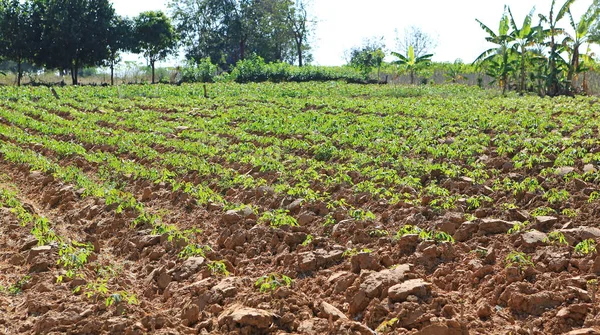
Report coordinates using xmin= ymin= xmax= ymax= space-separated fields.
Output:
xmin=474 ymin=6 xmax=515 ymax=95
xmin=539 ymin=0 xmax=575 ymax=96
xmin=564 ymin=4 xmax=600 ymax=91
xmin=391 ymin=45 xmax=433 ymax=85
xmin=508 ymin=6 xmax=536 ymax=93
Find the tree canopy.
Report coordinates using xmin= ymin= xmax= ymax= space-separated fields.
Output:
xmin=169 ymin=0 xmax=312 ymax=67
xmin=133 ymin=11 xmax=178 ymax=84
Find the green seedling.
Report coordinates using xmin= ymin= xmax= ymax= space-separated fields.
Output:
xmin=255 ymin=273 xmax=293 ymax=293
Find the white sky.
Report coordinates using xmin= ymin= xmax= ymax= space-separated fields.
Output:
xmin=111 ymin=0 xmax=597 ymax=66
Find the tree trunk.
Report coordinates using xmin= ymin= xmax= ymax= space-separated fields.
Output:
xmin=240 ymin=38 xmax=246 ymax=61
xmin=296 ymin=35 xmax=303 ymax=67
xmin=151 ymin=60 xmax=155 ymax=84
xmin=520 ymin=48 xmax=526 ymax=94
xmin=17 ymin=59 xmax=22 ymax=87
xmin=110 ymin=63 xmax=114 ymax=86
xmin=410 ymin=71 xmax=415 ymax=85
xmin=71 ymin=64 xmax=79 ymax=85
xmin=568 ymin=47 xmax=579 ymax=92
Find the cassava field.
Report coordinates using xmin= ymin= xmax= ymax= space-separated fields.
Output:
xmin=2 ymin=83 xmax=600 ymax=335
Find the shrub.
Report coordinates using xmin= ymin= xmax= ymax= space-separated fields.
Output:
xmin=181 ymin=58 xmax=218 ymax=83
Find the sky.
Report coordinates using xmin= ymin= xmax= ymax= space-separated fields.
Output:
xmin=111 ymin=0 xmax=597 ymax=66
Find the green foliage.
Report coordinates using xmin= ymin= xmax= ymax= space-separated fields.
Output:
xmin=376 ymin=318 xmax=399 ymax=333
xmin=505 ymin=250 xmax=534 ymax=269
xmin=259 ymin=209 xmax=298 ymax=228
xmin=301 ymin=234 xmax=313 ymax=246
xmin=507 ymin=221 xmax=530 ymax=235
xmin=57 ymin=241 xmax=94 ymax=281
xmin=181 ymin=58 xmax=218 ymax=83
xmin=543 ymin=188 xmax=570 ymax=204
xmin=178 ymin=244 xmax=212 ymax=259
xmin=33 ymin=0 xmax=115 ymax=85
xmin=169 ymin=0 xmax=312 ymax=67
xmin=230 ymin=55 xmax=363 ymax=83
xmin=0 ymin=0 xmax=37 ymax=85
xmin=342 ymin=248 xmax=372 ymax=258
xmin=588 ymin=191 xmax=600 ymax=203
xmin=574 ymin=239 xmax=597 ymax=256
xmin=2 ymin=275 xmax=31 ymax=295
xmin=391 ymin=45 xmax=433 ymax=84
xmin=348 ymin=38 xmax=385 ymax=80
xmin=255 ymin=273 xmax=293 ymax=293
xmin=394 ymin=225 xmax=454 ymax=243
xmin=543 ymin=231 xmax=569 ymax=246
xmin=207 ymin=260 xmax=230 ymax=277
xmin=531 ymin=207 xmax=557 ymax=217
xmin=133 ymin=10 xmax=177 ymax=83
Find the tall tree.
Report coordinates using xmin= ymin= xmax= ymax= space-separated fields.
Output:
xmin=347 ymin=37 xmax=385 ymax=80
xmin=286 ymin=0 xmax=312 ymax=66
xmin=474 ymin=6 xmax=515 ymax=95
xmin=134 ymin=11 xmax=178 ymax=84
xmin=539 ymin=0 xmax=575 ymax=96
xmin=508 ymin=6 xmax=536 ymax=93
xmin=395 ymin=26 xmax=437 ymax=58
xmin=0 ymin=0 xmax=38 ymax=86
xmin=106 ymin=15 xmax=134 ymax=86
xmin=169 ymin=0 xmax=311 ymax=67
xmin=564 ymin=4 xmax=600 ymax=91
xmin=34 ymin=0 xmax=114 ymax=85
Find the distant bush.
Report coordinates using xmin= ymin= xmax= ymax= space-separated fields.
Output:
xmin=180 ymin=58 xmax=218 ymax=83
xmin=229 ymin=55 xmax=365 ymax=84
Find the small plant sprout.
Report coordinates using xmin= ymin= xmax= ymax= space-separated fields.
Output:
xmin=301 ymin=234 xmax=313 ymax=247
xmin=471 ymin=248 xmax=488 ymax=258
xmin=588 ymin=191 xmax=600 ymax=203
xmin=342 ymin=248 xmax=372 ymax=258
xmin=259 ymin=209 xmax=298 ymax=227
xmin=255 ymin=273 xmax=293 ymax=293
xmin=464 ymin=213 xmax=477 ymax=222
xmin=561 ymin=208 xmax=578 ymax=218
xmin=395 ymin=225 xmax=421 ymax=238
xmin=505 ymin=251 xmax=534 ymax=270
xmin=376 ymin=318 xmax=399 ymax=333
xmin=6 ymin=275 xmax=31 ymax=295
xmin=368 ymin=229 xmax=389 ymax=237
xmin=543 ymin=188 xmax=570 ymax=204
xmin=433 ymin=231 xmax=455 ymax=243
xmin=507 ymin=221 xmax=530 ymax=235
xmin=207 ymin=260 xmax=230 ymax=277
xmin=543 ymin=231 xmax=569 ymax=246
xmin=178 ymin=244 xmax=212 ymax=259
xmin=531 ymin=207 xmax=557 ymax=217
xmin=574 ymin=239 xmax=597 ymax=256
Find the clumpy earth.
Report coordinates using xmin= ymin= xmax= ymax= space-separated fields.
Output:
xmin=1 ymin=83 xmax=600 ymax=335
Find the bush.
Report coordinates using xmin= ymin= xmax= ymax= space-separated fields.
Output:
xmin=229 ymin=55 xmax=364 ymax=84
xmin=181 ymin=58 xmax=218 ymax=83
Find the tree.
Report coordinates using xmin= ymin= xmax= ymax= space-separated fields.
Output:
xmin=34 ymin=0 xmax=115 ymax=85
xmin=474 ymin=6 xmax=515 ymax=95
xmin=391 ymin=45 xmax=433 ymax=84
xmin=395 ymin=26 xmax=437 ymax=58
xmin=134 ymin=11 xmax=177 ymax=84
xmin=0 ymin=0 xmax=38 ymax=86
xmin=540 ymin=0 xmax=575 ymax=96
xmin=169 ymin=0 xmax=310 ymax=67
xmin=106 ymin=15 xmax=134 ymax=85
xmin=347 ymin=37 xmax=385 ymax=80
xmin=286 ymin=0 xmax=312 ymax=66
xmin=564 ymin=4 xmax=600 ymax=92
xmin=508 ymin=6 xmax=536 ymax=93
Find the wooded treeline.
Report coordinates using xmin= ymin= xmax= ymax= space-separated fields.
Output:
xmin=0 ymin=0 xmax=312 ymax=85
